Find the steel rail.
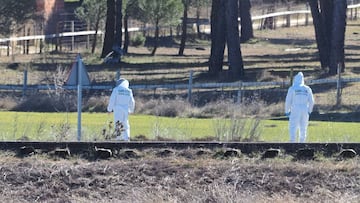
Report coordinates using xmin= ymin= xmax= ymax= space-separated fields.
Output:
xmin=1 ymin=141 xmax=359 ymax=155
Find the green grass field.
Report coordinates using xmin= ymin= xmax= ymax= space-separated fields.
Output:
xmin=0 ymin=111 xmax=359 ymax=142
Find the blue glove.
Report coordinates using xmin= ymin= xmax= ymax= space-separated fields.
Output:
xmin=285 ymin=112 xmax=290 ymax=117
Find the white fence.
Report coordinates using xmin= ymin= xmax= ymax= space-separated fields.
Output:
xmin=1 ymin=3 xmax=359 ymax=55
xmin=1 ymin=69 xmax=360 ymax=103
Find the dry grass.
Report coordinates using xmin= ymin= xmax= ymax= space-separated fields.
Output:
xmin=0 ymin=150 xmax=359 ymax=202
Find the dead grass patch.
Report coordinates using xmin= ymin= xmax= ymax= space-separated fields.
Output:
xmin=0 ymin=152 xmax=359 ymax=202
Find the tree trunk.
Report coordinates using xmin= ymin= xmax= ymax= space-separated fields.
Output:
xmin=226 ymin=0 xmax=244 ymax=77
xmin=196 ymin=1 xmax=201 ymax=38
xmin=114 ymin=0 xmax=122 ymax=49
xmin=209 ymin=0 xmax=226 ymax=74
xmin=320 ymin=0 xmax=333 ymax=68
xmin=91 ymin=15 xmax=100 ymax=54
xmin=239 ymin=0 xmax=253 ymax=42
xmin=123 ymin=13 xmax=129 ymax=54
xmin=329 ymin=0 xmax=347 ymax=74
xmin=308 ymin=0 xmax=347 ymax=75
xmin=101 ymin=0 xmax=115 ymax=58
xmin=308 ymin=0 xmax=329 ymax=69
xmin=151 ymin=20 xmax=159 ymax=56
xmin=178 ymin=0 xmax=189 ymax=56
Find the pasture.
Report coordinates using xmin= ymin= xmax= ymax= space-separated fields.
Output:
xmin=0 ymin=111 xmax=359 ymax=142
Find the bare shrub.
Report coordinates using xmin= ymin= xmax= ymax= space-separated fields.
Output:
xmin=50 ymin=118 xmax=72 ymax=141
xmin=198 ymin=99 xmax=235 ymax=118
xmin=134 ymin=94 xmax=283 ymax=119
xmin=213 ymin=117 xmax=263 ymax=142
xmin=195 ymin=95 xmax=281 ymax=119
xmin=0 ymin=95 xmax=18 ymax=110
xmin=136 ymin=97 xmax=191 ymax=117
xmin=83 ymin=95 xmax=108 ymax=112
xmin=35 ymin=120 xmax=47 ymax=140
xmin=45 ymin=65 xmax=77 ymax=112
xmin=102 ymin=120 xmax=125 ymax=140
xmin=12 ymin=113 xmax=19 ymax=140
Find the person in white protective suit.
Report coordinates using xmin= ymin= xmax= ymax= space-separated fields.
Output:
xmin=107 ymin=78 xmax=135 ymax=141
xmin=285 ymin=72 xmax=314 ymax=143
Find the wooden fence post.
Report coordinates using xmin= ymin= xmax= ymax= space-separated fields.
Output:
xmin=71 ymin=21 xmax=75 ymax=51
xmin=305 ymin=3 xmax=309 ymax=25
xmin=116 ymin=69 xmax=121 ymax=80
xmin=236 ymin=82 xmax=243 ymax=104
xmin=23 ymin=69 xmax=28 ymax=97
xmin=336 ymin=64 xmax=342 ymax=107
xmin=39 ymin=39 xmax=43 ymax=54
xmin=188 ymin=70 xmax=193 ymax=103
xmin=7 ymin=41 xmax=10 ymax=56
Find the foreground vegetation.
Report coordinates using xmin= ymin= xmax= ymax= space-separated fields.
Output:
xmin=1 ymin=150 xmax=360 ymax=202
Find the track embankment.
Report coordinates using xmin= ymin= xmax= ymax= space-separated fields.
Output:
xmin=0 ymin=141 xmax=359 ymax=159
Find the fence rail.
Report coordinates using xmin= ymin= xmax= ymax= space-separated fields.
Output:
xmin=1 ymin=71 xmax=359 ymax=103
xmin=1 ymin=78 xmax=359 ymax=91
xmin=1 ymin=4 xmax=359 ymax=44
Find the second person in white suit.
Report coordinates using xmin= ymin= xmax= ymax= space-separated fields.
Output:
xmin=107 ymin=78 xmax=135 ymax=141
xmin=285 ymin=72 xmax=314 ymax=143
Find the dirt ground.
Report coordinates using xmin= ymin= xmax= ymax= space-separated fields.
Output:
xmin=1 ymin=149 xmax=360 ymax=203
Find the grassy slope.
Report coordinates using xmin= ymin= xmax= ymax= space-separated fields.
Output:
xmin=0 ymin=111 xmax=359 ymax=142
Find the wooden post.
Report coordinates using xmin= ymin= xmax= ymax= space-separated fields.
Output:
xmin=116 ymin=69 xmax=121 ymax=80
xmin=77 ymin=54 xmax=83 ymax=141
xmin=188 ymin=70 xmax=193 ymax=103
xmin=236 ymin=82 xmax=243 ymax=104
xmin=23 ymin=69 xmax=28 ymax=97
xmin=336 ymin=64 xmax=342 ymax=107
xmin=39 ymin=39 xmax=43 ymax=54
xmin=305 ymin=3 xmax=309 ymax=26
xmin=355 ymin=8 xmax=358 ymax=19
xmin=286 ymin=14 xmax=291 ymax=27
xmin=86 ymin=23 xmax=90 ymax=49
xmin=7 ymin=41 xmax=10 ymax=56
xmin=71 ymin=21 xmax=75 ymax=51
xmin=26 ymin=28 xmax=30 ymax=54
xmin=286 ymin=5 xmax=291 ymax=27
xmin=290 ymin=67 xmax=294 ymax=87
xmin=23 ymin=27 xmax=26 ymax=54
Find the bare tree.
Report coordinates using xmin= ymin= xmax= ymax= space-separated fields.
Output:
xmin=178 ymin=0 xmax=190 ymax=56
xmin=138 ymin=0 xmax=183 ymax=56
xmin=75 ymin=0 xmax=106 ymax=54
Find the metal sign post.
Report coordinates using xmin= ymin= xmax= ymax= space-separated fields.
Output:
xmin=77 ymin=54 xmax=82 ymax=141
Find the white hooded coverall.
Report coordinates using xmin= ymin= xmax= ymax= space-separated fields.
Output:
xmin=285 ymin=72 xmax=314 ymax=143
xmin=107 ymin=79 xmax=135 ymax=141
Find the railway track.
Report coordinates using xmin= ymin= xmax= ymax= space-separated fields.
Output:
xmin=0 ymin=141 xmax=359 ymax=159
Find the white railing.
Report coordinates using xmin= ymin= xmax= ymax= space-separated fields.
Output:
xmin=1 ymin=69 xmax=359 ymax=103
xmin=1 ymin=4 xmax=359 ymax=44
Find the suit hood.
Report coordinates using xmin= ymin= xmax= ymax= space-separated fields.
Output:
xmin=293 ymin=72 xmax=304 ymax=86
xmin=116 ymin=78 xmax=129 ymax=88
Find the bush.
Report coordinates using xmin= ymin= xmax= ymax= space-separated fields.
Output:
xmin=131 ymin=34 xmax=146 ymax=47
xmin=136 ymin=97 xmax=190 ymax=117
